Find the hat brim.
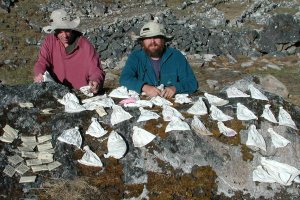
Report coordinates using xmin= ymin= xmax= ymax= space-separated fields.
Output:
xmin=134 ymin=34 xmax=173 ymax=41
xmin=42 ymin=18 xmax=80 ymax=34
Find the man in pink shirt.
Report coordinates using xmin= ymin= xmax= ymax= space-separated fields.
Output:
xmin=34 ymin=8 xmax=105 ymax=94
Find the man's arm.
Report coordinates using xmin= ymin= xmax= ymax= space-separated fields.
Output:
xmin=119 ymin=52 xmax=147 ymax=93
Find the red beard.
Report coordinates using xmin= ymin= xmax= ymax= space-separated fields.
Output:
xmin=143 ymin=41 xmax=165 ymax=58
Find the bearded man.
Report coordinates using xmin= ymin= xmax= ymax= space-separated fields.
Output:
xmin=119 ymin=21 xmax=198 ymax=98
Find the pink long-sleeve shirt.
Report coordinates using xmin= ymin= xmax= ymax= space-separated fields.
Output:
xmin=34 ymin=34 xmax=105 ymax=89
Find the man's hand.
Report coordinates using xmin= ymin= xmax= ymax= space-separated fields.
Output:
xmin=89 ymin=81 xmax=100 ymax=94
xmin=142 ymin=84 xmax=161 ymax=97
xmin=161 ymin=86 xmax=176 ymax=98
xmin=34 ymin=73 xmax=44 ymax=83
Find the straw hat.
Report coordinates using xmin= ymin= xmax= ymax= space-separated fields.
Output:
xmin=134 ymin=21 xmax=173 ymax=41
xmin=42 ymin=8 xmax=80 ymax=33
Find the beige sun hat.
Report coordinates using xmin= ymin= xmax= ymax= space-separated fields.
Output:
xmin=135 ymin=21 xmax=173 ymax=41
xmin=42 ymin=8 xmax=80 ymax=34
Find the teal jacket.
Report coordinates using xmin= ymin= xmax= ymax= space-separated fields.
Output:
xmin=119 ymin=47 xmax=198 ymax=94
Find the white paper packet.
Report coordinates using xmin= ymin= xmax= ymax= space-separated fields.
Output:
xmin=79 ymin=85 xmax=93 ymax=97
xmin=150 ymin=96 xmax=173 ymax=107
xmin=110 ymin=105 xmax=133 ymax=126
xmin=217 ymin=121 xmax=237 ymax=137
xmin=253 ymin=157 xmax=300 ymax=186
xmin=57 ymin=93 xmax=86 ymax=113
xmin=132 ymin=126 xmax=156 ymax=147
xmin=278 ymin=107 xmax=298 ymax=130
xmin=187 ymin=97 xmax=208 ymax=116
xmin=248 ymin=84 xmax=268 ymax=101
xmin=204 ymin=92 xmax=229 ymax=106
xmin=226 ymin=86 xmax=250 ymax=98
xmin=78 ymin=146 xmax=103 ymax=167
xmin=162 ymin=105 xmax=185 ymax=121
xmin=268 ymin=128 xmax=290 ymax=148
xmin=174 ymin=94 xmax=192 ymax=104
xmin=210 ymin=105 xmax=233 ymax=121
xmin=261 ymin=104 xmax=278 ymax=123
xmin=236 ymin=103 xmax=257 ymax=121
xmin=104 ymin=131 xmax=127 ymax=159
xmin=43 ymin=71 xmax=55 ymax=82
xmin=137 ymin=107 xmax=160 ymax=122
xmin=124 ymin=99 xmax=153 ymax=108
xmin=86 ymin=117 xmax=107 ymax=138
xmin=246 ymin=125 xmax=266 ymax=151
xmin=191 ymin=116 xmax=213 ymax=136
xmin=108 ymin=86 xmax=130 ymax=98
xmin=58 ymin=127 xmax=82 ymax=149
xmin=165 ymin=117 xmax=190 ymax=132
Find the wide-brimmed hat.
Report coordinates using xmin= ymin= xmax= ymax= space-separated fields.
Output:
xmin=42 ymin=8 xmax=80 ymax=33
xmin=134 ymin=21 xmax=173 ymax=41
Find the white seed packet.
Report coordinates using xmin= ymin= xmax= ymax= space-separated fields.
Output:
xmin=217 ymin=121 xmax=237 ymax=137
xmin=37 ymin=135 xmax=52 ymax=144
xmin=78 ymin=146 xmax=103 ymax=167
xmin=19 ymin=176 xmax=37 ymax=183
xmin=3 ymin=165 xmax=15 ymax=177
xmin=41 ymin=158 xmax=54 ymax=164
xmin=210 ymin=105 xmax=233 ymax=121
xmin=226 ymin=86 xmax=250 ymax=98
xmin=3 ymin=124 xmax=19 ymax=138
xmin=253 ymin=157 xmax=300 ymax=186
xmin=37 ymin=142 xmax=53 ymax=151
xmin=15 ymin=163 xmax=30 ymax=174
xmin=174 ymin=94 xmax=192 ymax=104
xmin=96 ymin=106 xmax=107 ymax=117
xmin=8 ymin=155 xmax=24 ymax=165
xmin=0 ymin=132 xmax=15 ymax=143
xmin=64 ymin=99 xmax=86 ymax=113
xmin=48 ymin=161 xmax=62 ymax=171
xmin=57 ymin=93 xmax=80 ymax=105
xmin=19 ymin=102 xmax=34 ymax=108
xmin=104 ymin=131 xmax=127 ymax=159
xmin=57 ymin=127 xmax=82 ymax=149
xmin=37 ymin=152 xmax=53 ymax=160
xmin=86 ymin=117 xmax=107 ymax=138
xmin=150 ymin=96 xmax=173 ymax=107
xmin=162 ymin=105 xmax=185 ymax=122
xmin=191 ymin=116 xmax=213 ymax=136
xmin=278 ymin=107 xmax=298 ymax=130
xmin=26 ymin=159 xmax=43 ymax=166
xmin=236 ymin=103 xmax=257 ymax=121
xmin=31 ymin=164 xmax=48 ymax=172
xmin=21 ymin=151 xmax=38 ymax=159
xmin=268 ymin=128 xmax=290 ymax=148
xmin=83 ymin=95 xmax=115 ymax=109
xmin=137 ymin=107 xmax=160 ymax=122
xmin=18 ymin=146 xmax=35 ymax=152
xmin=204 ymin=92 xmax=229 ymax=106
xmin=22 ymin=140 xmax=38 ymax=148
xmin=79 ymin=85 xmax=93 ymax=97
xmin=132 ymin=126 xmax=156 ymax=147
xmin=108 ymin=86 xmax=131 ymax=98
xmin=57 ymin=93 xmax=86 ymax=113
xmin=43 ymin=71 xmax=55 ymax=82
xmin=124 ymin=99 xmax=153 ymax=108
xmin=261 ymin=104 xmax=278 ymax=124
xmin=110 ymin=105 xmax=133 ymax=126
xmin=165 ymin=117 xmax=190 ymax=133
xmin=0 ymin=124 xmax=19 ymax=143
xmin=248 ymin=84 xmax=268 ymax=101
xmin=246 ymin=125 xmax=266 ymax=151
xmin=187 ymin=97 xmax=208 ymax=116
